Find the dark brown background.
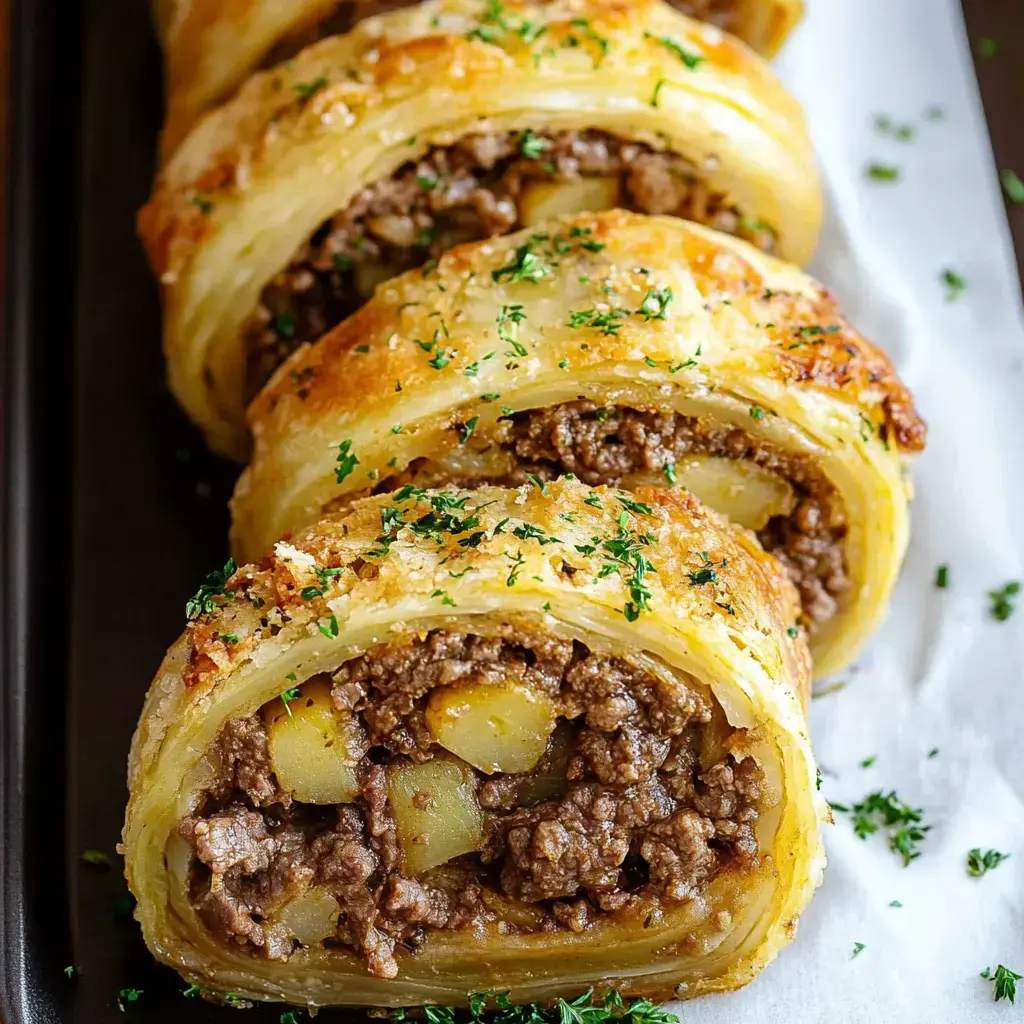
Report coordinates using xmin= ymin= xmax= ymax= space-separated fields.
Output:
xmin=0 ymin=1 xmax=1022 ymax=1023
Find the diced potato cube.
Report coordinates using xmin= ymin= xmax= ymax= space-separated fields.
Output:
xmin=516 ymin=721 xmax=574 ymax=807
xmin=264 ymin=678 xmax=366 ymax=804
xmin=623 ymin=455 xmax=796 ymax=531
xmin=387 ymin=757 xmax=484 ymax=875
xmin=275 ymin=886 xmax=340 ymax=947
xmin=520 ymin=176 xmax=622 ymax=227
xmin=424 ymin=680 xmax=557 ymax=774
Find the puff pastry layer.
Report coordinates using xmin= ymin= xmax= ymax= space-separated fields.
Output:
xmin=124 ymin=479 xmax=823 ymax=1008
xmin=155 ymin=0 xmax=806 ymax=156
xmin=140 ymin=0 xmax=821 ymax=457
xmin=232 ymin=211 xmax=925 ymax=676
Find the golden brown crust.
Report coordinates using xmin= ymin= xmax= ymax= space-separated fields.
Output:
xmin=124 ymin=479 xmax=824 ymax=1007
xmin=139 ymin=0 xmax=821 ymax=457
xmin=232 ymin=211 xmax=924 ymax=674
xmin=155 ymin=0 xmax=806 ymax=157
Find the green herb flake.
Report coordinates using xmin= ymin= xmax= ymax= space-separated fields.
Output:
xmin=866 ymin=163 xmax=900 ymax=182
xmin=644 ymin=32 xmax=705 ymax=70
xmin=117 ymin=988 xmax=143 ymax=1011
xmin=940 ymin=268 xmax=967 ymax=301
xmin=492 ymin=237 xmax=551 ymax=284
xmin=335 ymin=439 xmax=359 ymax=483
xmin=191 ymin=195 xmax=213 ymax=214
xmin=519 ymin=128 xmax=548 ymax=159
xmin=889 ymin=899 xmax=903 ymax=907
xmin=280 ymin=687 xmax=301 ymax=716
xmin=982 ymin=964 xmax=1022 ymax=1003
xmin=967 ymin=847 xmax=1010 ymax=878
xmin=663 ymin=462 xmax=677 ymax=486
xmin=851 ymin=942 xmax=866 ymax=958
xmin=651 ymin=79 xmax=667 ymax=107
xmin=317 ymin=614 xmax=340 ymax=640
xmin=185 ymin=559 xmax=237 ymax=620
xmin=860 ymin=756 xmax=876 ymax=769
xmin=293 ymin=76 xmax=328 ymax=100
xmin=836 ymin=790 xmax=930 ymax=866
xmin=935 ymin=564 xmax=950 ymax=589
xmin=989 ymin=580 xmax=1021 ymax=621
xmin=457 ymin=417 xmax=479 ymax=445
xmin=1001 ymin=169 xmax=1024 ymax=205
xmin=81 ymin=849 xmax=111 ymax=868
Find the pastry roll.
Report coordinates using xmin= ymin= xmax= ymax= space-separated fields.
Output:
xmin=156 ymin=0 xmax=805 ymax=157
xmin=140 ymin=0 xmax=821 ymax=457
xmin=232 ymin=212 xmax=925 ymax=676
xmin=123 ymin=480 xmax=823 ymax=1007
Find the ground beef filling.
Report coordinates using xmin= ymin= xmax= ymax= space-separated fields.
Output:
xmin=244 ymin=128 xmax=775 ymax=394
xmin=180 ymin=629 xmax=762 ymax=977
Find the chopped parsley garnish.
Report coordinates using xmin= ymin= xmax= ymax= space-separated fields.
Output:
xmin=749 ymin=405 xmax=765 ymax=420
xmin=568 ymin=306 xmax=629 ymax=336
xmin=600 ymin=526 xmax=657 ymax=622
xmin=889 ymin=899 xmax=903 ymax=907
xmin=117 ymin=988 xmax=143 ymax=1011
xmin=293 ymin=77 xmax=328 ymax=100
xmin=64 ymin=966 xmax=76 ymax=978
xmin=220 ymin=633 xmax=239 ymax=645
xmin=273 ymin=313 xmax=295 ymax=338
xmin=940 ymin=268 xmax=967 ymax=301
xmin=650 ymin=79 xmax=666 ymax=108
xmin=492 ymin=236 xmax=551 ymax=284
xmin=569 ymin=225 xmax=605 ymax=253
xmin=457 ymin=417 xmax=479 ymax=445
xmin=1001 ymin=169 xmax=1024 ymax=205
xmin=185 ymin=559 xmax=237 ymax=619
xmin=317 ymin=614 xmax=339 ymax=639
xmin=333 ymin=253 xmax=353 ymax=272
xmin=638 ymin=287 xmax=673 ymax=320
xmin=989 ymin=581 xmax=1020 ymax=621
xmin=967 ymin=847 xmax=1010 ymax=877
xmin=279 ymin=687 xmax=301 ymax=716
xmin=81 ymin=849 xmax=111 ymax=868
xmin=497 ymin=304 xmax=528 ymax=355
xmin=935 ymin=564 xmax=949 ymax=589
xmin=433 ymin=987 xmax=680 ymax=1024
xmin=525 ymin=474 xmax=549 ymax=495
xmin=335 ymin=439 xmax=359 ymax=483
xmin=928 ymin=747 xmax=940 ymax=758
xmin=982 ymin=965 xmax=1021 ymax=1003
xmin=851 ymin=942 xmax=865 ymax=958
xmin=873 ymin=114 xmax=914 ymax=141
xmin=191 ymin=195 xmax=213 ymax=214
xmin=519 ymin=129 xmax=548 ymax=159
xmin=431 ymin=588 xmax=457 ymax=607
xmin=860 ymin=756 xmax=876 ymax=769
xmin=835 ymin=790 xmax=930 ymax=865
xmin=643 ymin=32 xmax=704 ymax=70
xmin=686 ymin=550 xmax=723 ymax=587
xmin=663 ymin=462 xmax=677 ymax=486
xmin=866 ymin=163 xmax=900 ymax=182
xmin=505 ymin=549 xmax=526 ymax=587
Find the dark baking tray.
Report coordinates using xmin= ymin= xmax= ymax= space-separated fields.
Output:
xmin=0 ymin=0 xmax=1021 ymax=1022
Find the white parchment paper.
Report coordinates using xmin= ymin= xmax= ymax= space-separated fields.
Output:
xmin=669 ymin=0 xmax=1024 ymax=1019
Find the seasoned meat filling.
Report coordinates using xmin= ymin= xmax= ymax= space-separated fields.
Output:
xmin=180 ymin=628 xmax=763 ymax=977
xmin=245 ymin=128 xmax=775 ymax=393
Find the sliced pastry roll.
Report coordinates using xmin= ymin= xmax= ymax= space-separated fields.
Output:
xmin=140 ymin=0 xmax=821 ymax=457
xmin=156 ymin=0 xmax=806 ymax=157
xmin=233 ymin=211 xmax=926 ymax=676
xmin=124 ymin=480 xmax=824 ymax=1008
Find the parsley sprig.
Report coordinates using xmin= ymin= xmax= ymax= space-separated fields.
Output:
xmin=395 ymin=989 xmax=680 ymax=1024
xmin=982 ymin=965 xmax=1022 ymax=1003
xmin=832 ymin=790 xmax=930 ymax=866
xmin=185 ymin=559 xmax=237 ymax=620
xmin=967 ymin=847 xmax=1010 ymax=877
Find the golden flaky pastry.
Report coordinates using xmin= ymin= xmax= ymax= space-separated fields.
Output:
xmin=124 ymin=480 xmax=824 ymax=1009
xmin=140 ymin=0 xmax=821 ymax=457
xmin=232 ymin=211 xmax=926 ymax=677
xmin=155 ymin=0 xmax=806 ymax=157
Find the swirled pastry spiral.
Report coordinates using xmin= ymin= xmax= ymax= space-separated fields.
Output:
xmin=232 ymin=211 xmax=926 ymax=676
xmin=155 ymin=0 xmax=806 ymax=156
xmin=140 ymin=0 xmax=821 ymax=457
xmin=123 ymin=480 xmax=823 ymax=1008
